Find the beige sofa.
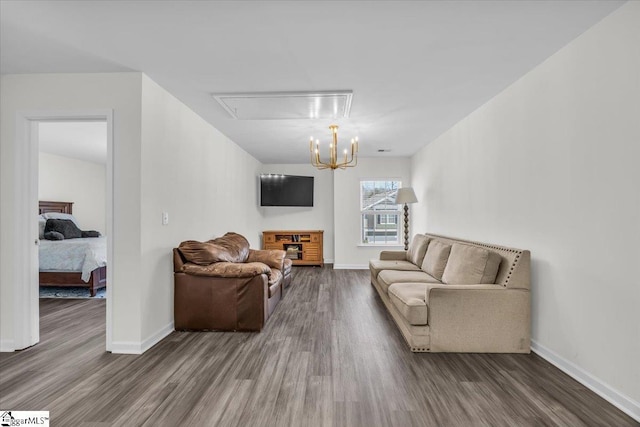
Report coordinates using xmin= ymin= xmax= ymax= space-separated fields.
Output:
xmin=369 ymin=233 xmax=530 ymax=353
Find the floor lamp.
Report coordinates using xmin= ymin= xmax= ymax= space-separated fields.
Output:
xmin=395 ymin=187 xmax=418 ymax=251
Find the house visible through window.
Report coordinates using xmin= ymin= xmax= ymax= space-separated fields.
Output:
xmin=360 ymin=180 xmax=401 ymax=244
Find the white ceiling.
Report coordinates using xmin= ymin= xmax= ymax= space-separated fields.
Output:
xmin=1 ymin=1 xmax=625 ymax=164
xmin=39 ymin=121 xmax=107 ymax=165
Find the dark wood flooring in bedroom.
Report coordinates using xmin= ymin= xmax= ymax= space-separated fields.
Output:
xmin=0 ymin=267 xmax=636 ymax=426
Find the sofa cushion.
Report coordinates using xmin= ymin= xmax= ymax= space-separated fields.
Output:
xmin=377 ymin=269 xmax=440 ymax=294
xmin=442 ymin=244 xmax=502 ymax=284
xmin=269 ymin=280 xmax=282 ymax=299
xmin=388 ymin=283 xmax=428 ymax=326
xmin=179 ymin=232 xmax=250 ymax=265
xmin=178 ymin=241 xmax=222 ymax=265
xmin=268 ymin=268 xmax=283 ymax=287
xmin=207 ymin=232 xmax=250 ymax=262
xmin=406 ymin=235 xmax=430 ymax=265
xmin=247 ymin=249 xmax=285 ymax=271
xmin=369 ymin=259 xmax=421 ymax=279
xmin=182 ymin=261 xmax=271 ymax=278
xmin=282 ymin=258 xmax=293 ymax=275
xmin=421 ymin=240 xmax=451 ymax=280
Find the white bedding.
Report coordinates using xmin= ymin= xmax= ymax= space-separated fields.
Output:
xmin=39 ymin=237 xmax=107 ymax=282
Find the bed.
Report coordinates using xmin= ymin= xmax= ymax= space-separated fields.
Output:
xmin=39 ymin=201 xmax=107 ymax=296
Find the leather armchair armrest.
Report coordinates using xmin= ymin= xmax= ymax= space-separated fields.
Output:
xmin=174 ymin=273 xmax=268 ymax=331
xmin=379 ymin=250 xmax=407 ymax=261
xmin=173 ymin=248 xmax=186 ymax=272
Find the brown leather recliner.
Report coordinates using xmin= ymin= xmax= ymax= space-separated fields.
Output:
xmin=173 ymin=232 xmax=287 ymax=332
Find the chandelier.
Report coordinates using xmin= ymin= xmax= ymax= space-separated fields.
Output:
xmin=309 ymin=125 xmax=359 ymax=170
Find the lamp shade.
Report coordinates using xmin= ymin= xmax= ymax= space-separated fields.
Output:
xmin=395 ymin=187 xmax=418 ymax=204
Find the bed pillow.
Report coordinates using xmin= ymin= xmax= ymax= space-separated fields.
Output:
xmin=39 ymin=216 xmax=46 ymax=239
xmin=45 ymin=218 xmax=82 ymax=239
xmin=44 ymin=231 xmax=64 ymax=240
xmin=42 ymin=212 xmax=80 ymax=228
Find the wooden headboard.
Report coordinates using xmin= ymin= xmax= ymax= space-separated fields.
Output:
xmin=39 ymin=201 xmax=73 ymax=215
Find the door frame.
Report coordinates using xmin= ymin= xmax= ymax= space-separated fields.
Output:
xmin=14 ymin=110 xmax=114 ymax=351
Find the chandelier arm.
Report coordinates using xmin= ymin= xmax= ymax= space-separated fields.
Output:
xmin=316 ymin=151 xmax=330 ymax=168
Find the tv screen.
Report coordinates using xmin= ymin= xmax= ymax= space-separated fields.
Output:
xmin=260 ymin=174 xmax=314 ymax=207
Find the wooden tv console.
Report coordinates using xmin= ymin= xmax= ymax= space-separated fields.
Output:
xmin=262 ymin=230 xmax=324 ymax=267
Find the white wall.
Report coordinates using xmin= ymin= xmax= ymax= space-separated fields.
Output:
xmin=260 ymin=164 xmax=335 ymax=263
xmin=1 ymin=73 xmax=143 ymax=348
xmin=411 ymin=2 xmax=640 ymax=416
xmin=333 ymin=157 xmax=412 ymax=268
xmin=39 ymin=152 xmax=106 ymax=233
xmin=139 ymin=75 xmax=262 ymax=340
xmin=1 ymin=72 xmax=262 ymax=353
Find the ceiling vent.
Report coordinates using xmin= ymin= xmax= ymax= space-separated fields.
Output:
xmin=212 ymin=90 xmax=353 ymax=120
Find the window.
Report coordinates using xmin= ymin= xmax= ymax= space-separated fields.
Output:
xmin=377 ymin=214 xmax=398 ymax=225
xmin=360 ymin=180 xmax=401 ymax=245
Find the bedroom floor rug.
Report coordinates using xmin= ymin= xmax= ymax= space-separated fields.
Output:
xmin=39 ymin=286 xmax=106 ymax=299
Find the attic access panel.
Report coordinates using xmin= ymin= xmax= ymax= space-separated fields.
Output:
xmin=212 ymin=90 xmax=353 ymax=120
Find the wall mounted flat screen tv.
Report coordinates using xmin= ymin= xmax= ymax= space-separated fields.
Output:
xmin=260 ymin=174 xmax=314 ymax=207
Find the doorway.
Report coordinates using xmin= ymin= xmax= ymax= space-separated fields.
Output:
xmin=38 ymin=120 xmax=107 ymax=300
xmin=13 ymin=110 xmax=114 ymax=351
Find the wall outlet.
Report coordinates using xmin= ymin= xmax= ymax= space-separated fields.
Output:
xmin=162 ymin=212 xmax=169 ymax=225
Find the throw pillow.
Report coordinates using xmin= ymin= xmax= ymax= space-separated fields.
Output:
xmin=441 ymin=244 xmax=502 ymax=284
xmin=420 ymin=240 xmax=451 ymax=280
xmin=406 ymin=234 xmax=430 ymax=265
xmin=81 ymin=230 xmax=101 ymax=238
xmin=44 ymin=218 xmax=82 ymax=239
xmin=44 ymin=231 xmax=64 ymax=240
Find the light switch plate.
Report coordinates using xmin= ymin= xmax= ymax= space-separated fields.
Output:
xmin=162 ymin=212 xmax=169 ymax=225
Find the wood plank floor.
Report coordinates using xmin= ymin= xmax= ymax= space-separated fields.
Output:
xmin=1 ymin=267 xmax=637 ymax=426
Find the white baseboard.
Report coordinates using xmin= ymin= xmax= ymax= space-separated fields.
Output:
xmin=110 ymin=322 xmax=174 ymax=355
xmin=333 ymin=264 xmax=369 ymax=270
xmin=110 ymin=341 xmax=144 ymax=354
xmin=142 ymin=322 xmax=174 ymax=353
xmin=0 ymin=339 xmax=15 ymax=352
xmin=324 ymin=258 xmax=334 ymax=264
xmin=531 ymin=339 xmax=640 ymax=422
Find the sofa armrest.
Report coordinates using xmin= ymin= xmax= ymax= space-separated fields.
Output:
xmin=426 ymin=284 xmax=530 ymax=353
xmin=247 ymin=249 xmax=286 ymax=271
xmin=379 ymin=251 xmax=407 ymax=261
xmin=173 ymin=248 xmax=186 ymax=272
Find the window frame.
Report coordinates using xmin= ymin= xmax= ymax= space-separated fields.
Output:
xmin=360 ymin=179 xmax=402 ymax=246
